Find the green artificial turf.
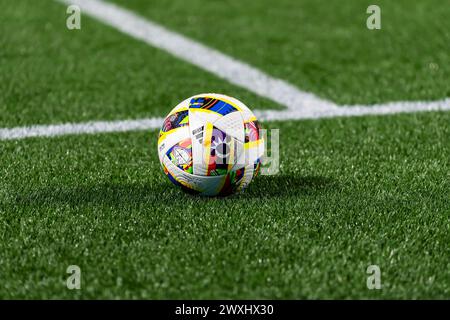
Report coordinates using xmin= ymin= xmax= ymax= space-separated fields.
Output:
xmin=112 ymin=0 xmax=450 ymax=105
xmin=1 ymin=112 xmax=449 ymax=299
xmin=0 ymin=0 xmax=278 ymax=128
xmin=0 ymin=0 xmax=449 ymax=299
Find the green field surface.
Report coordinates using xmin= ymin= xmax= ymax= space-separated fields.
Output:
xmin=113 ymin=0 xmax=450 ymax=105
xmin=1 ymin=113 xmax=449 ymax=299
xmin=0 ymin=0 xmax=449 ymax=299
xmin=0 ymin=0 xmax=278 ymax=127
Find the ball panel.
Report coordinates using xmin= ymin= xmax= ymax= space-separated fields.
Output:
xmin=158 ymin=126 xmax=191 ymax=162
xmin=212 ymin=111 xmax=245 ymax=142
xmin=189 ymin=96 xmax=239 ymax=116
xmin=163 ymin=155 xmax=229 ymax=195
xmin=159 ymin=109 xmax=189 ymax=135
xmin=166 ymin=138 xmax=193 ymax=174
xmin=244 ymin=139 xmax=265 ymax=167
xmin=245 ymin=120 xmax=261 ymax=142
xmin=235 ymin=163 xmax=256 ymax=193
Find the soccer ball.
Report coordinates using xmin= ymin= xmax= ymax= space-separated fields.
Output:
xmin=157 ymin=93 xmax=264 ymax=196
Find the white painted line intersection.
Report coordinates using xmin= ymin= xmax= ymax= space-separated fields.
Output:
xmin=1 ymin=0 xmax=449 ymax=140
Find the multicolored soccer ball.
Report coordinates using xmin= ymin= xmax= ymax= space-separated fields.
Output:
xmin=158 ymin=93 xmax=264 ymax=196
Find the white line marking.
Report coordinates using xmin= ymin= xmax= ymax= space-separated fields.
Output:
xmin=1 ymin=98 xmax=449 ymax=140
xmin=1 ymin=0 xmax=448 ymax=141
xmin=56 ymin=0 xmax=335 ymax=113
xmin=256 ymin=98 xmax=450 ymax=121
xmin=0 ymin=118 xmax=164 ymax=140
